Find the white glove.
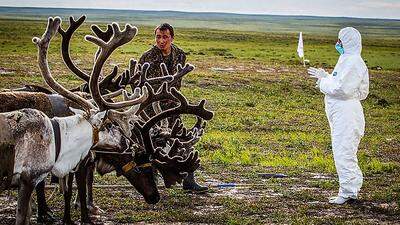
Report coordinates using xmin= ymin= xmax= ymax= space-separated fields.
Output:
xmin=307 ymin=67 xmax=329 ymax=79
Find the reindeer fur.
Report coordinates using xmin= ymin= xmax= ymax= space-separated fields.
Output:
xmin=1 ymin=109 xmax=55 ymax=184
xmin=0 ymin=91 xmax=81 ymax=117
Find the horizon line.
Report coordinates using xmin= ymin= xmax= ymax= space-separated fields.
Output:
xmin=1 ymin=5 xmax=399 ymax=21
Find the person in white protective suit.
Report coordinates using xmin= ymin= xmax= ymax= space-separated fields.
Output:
xmin=307 ymin=27 xmax=369 ymax=205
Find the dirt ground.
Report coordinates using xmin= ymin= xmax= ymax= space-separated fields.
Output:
xmin=1 ymin=168 xmax=399 ymax=225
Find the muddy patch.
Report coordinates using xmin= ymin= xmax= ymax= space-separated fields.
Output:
xmin=1 ymin=172 xmax=399 ymax=224
xmin=0 ymin=67 xmax=15 ymax=76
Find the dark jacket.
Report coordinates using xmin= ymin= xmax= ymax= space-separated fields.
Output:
xmin=139 ymin=44 xmax=186 ymax=90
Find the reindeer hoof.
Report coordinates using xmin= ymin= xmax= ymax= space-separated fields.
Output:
xmin=80 ymin=222 xmax=95 ymax=225
xmin=62 ymin=220 xmax=78 ymax=225
xmin=88 ymin=204 xmax=104 ymax=215
xmin=74 ymin=201 xmax=80 ymax=210
xmin=37 ymin=210 xmax=57 ymax=223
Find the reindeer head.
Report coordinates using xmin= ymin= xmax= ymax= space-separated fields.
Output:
xmin=94 ymin=148 xmax=160 ymax=204
xmin=121 ymin=150 xmax=159 ymax=204
xmin=67 ymin=108 xmax=128 ymax=151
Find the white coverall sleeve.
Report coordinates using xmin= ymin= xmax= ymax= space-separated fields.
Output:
xmin=319 ymin=63 xmax=362 ymax=99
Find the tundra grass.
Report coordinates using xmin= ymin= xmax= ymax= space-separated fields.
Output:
xmin=0 ymin=19 xmax=399 ymax=224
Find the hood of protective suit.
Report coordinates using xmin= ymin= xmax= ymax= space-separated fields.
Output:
xmin=339 ymin=27 xmax=362 ymax=55
xmin=320 ymin=26 xmax=369 ymax=101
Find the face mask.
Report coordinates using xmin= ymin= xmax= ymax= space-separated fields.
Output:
xmin=335 ymin=42 xmax=344 ymax=55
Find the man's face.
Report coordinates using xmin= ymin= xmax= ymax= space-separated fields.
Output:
xmin=155 ymin=29 xmax=173 ymax=52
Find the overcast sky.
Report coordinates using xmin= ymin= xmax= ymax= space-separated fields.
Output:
xmin=1 ymin=0 xmax=399 ymax=19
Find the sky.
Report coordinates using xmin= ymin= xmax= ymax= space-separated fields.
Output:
xmin=0 ymin=0 xmax=399 ymax=19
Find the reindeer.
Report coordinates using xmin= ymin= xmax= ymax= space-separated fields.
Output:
xmin=0 ymin=87 xmax=127 ymax=222
xmin=0 ymin=17 xmax=160 ymax=225
xmin=112 ymin=66 xmax=214 ymax=187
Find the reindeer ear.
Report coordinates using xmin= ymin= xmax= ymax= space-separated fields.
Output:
xmin=69 ymin=107 xmax=86 ymax=116
xmin=69 ymin=107 xmax=95 ymax=119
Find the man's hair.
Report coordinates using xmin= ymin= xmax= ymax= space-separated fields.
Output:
xmin=154 ymin=23 xmax=174 ymax=38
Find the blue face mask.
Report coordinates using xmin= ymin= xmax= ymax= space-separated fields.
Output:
xmin=335 ymin=42 xmax=344 ymax=55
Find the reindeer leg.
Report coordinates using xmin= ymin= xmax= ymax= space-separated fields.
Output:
xmin=36 ymin=180 xmax=56 ymax=223
xmin=86 ymin=161 xmax=102 ymax=215
xmin=16 ymin=180 xmax=34 ymax=225
xmin=73 ymin=189 xmax=80 ymax=210
xmin=25 ymin=196 xmax=32 ymax=225
xmin=76 ymin=164 xmax=93 ymax=225
xmin=74 ymin=159 xmax=99 ymax=218
xmin=62 ymin=173 xmax=75 ymax=225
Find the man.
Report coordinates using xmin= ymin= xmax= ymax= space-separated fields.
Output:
xmin=139 ymin=23 xmax=208 ymax=193
xmin=139 ymin=23 xmax=185 ymax=90
xmin=308 ymin=27 xmax=369 ymax=204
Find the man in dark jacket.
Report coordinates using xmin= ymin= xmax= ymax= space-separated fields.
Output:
xmin=139 ymin=23 xmax=208 ymax=193
xmin=139 ymin=24 xmax=185 ymax=90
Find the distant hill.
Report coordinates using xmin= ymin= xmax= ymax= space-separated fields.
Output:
xmin=1 ymin=6 xmax=399 ymax=37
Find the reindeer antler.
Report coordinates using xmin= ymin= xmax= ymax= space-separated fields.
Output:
xmin=131 ymin=63 xmax=174 ymax=88
xmin=128 ymin=63 xmax=194 ymax=91
xmin=170 ymin=117 xmax=206 ymax=142
xmin=91 ymin=24 xmax=113 ymax=42
xmin=118 ymin=82 xmax=179 ymax=116
xmin=151 ymin=116 xmax=206 ymax=165
xmin=86 ymin=22 xmax=149 ymax=111
xmin=58 ymin=15 xmax=90 ymax=82
xmin=59 ymin=16 xmax=128 ymax=94
xmin=92 ymin=24 xmax=130 ymax=92
xmin=153 ymin=140 xmax=200 ymax=173
xmin=98 ymin=66 xmax=130 ymax=92
xmin=162 ymin=63 xmax=195 ymax=88
xmin=33 ymin=17 xmax=95 ymax=112
xmin=135 ymin=85 xmax=213 ymax=145
xmin=134 ymin=87 xmax=213 ymax=176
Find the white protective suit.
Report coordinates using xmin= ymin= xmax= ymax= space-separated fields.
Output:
xmin=318 ymin=27 xmax=369 ymax=199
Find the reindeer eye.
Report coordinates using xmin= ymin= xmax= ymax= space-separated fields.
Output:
xmin=105 ymin=122 xmax=113 ymax=129
xmin=133 ymin=167 xmax=141 ymax=173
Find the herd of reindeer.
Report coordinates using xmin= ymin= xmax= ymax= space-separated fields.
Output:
xmin=0 ymin=16 xmax=214 ymax=225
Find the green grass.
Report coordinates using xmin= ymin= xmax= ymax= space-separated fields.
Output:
xmin=0 ymin=18 xmax=399 ymax=224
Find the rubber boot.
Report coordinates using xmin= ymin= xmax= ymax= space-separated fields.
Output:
xmin=182 ymin=172 xmax=208 ymax=193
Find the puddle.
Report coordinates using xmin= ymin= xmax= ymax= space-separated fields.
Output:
xmin=0 ymin=67 xmax=14 ymax=75
xmin=290 ymin=186 xmax=319 ymax=191
xmin=256 ymin=68 xmax=276 ymax=73
xmin=209 ymin=186 xmax=282 ymax=200
xmin=210 ymin=67 xmax=235 ymax=72
xmin=310 ymin=173 xmax=332 ymax=179
xmin=210 ymin=67 xmax=246 ymax=72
